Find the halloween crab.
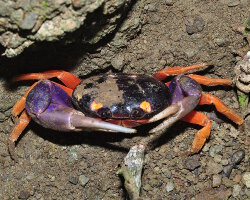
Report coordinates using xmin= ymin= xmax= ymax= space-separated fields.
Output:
xmin=9 ymin=63 xmax=243 ymax=159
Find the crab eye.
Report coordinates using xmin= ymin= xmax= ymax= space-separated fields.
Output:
xmin=97 ymin=108 xmax=112 ymax=119
xmin=130 ymin=108 xmax=145 ymax=119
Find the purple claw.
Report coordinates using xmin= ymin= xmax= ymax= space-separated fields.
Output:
xmin=149 ymin=75 xmax=202 ymax=134
xmin=25 ymin=80 xmax=136 ymax=133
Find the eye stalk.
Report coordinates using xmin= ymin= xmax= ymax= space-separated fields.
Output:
xmin=97 ymin=107 xmax=112 ymax=119
xmin=130 ymin=108 xmax=145 ymax=119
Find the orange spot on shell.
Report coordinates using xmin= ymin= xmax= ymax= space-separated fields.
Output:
xmin=90 ymin=100 xmax=103 ymax=111
xmin=140 ymin=101 xmax=152 ymax=113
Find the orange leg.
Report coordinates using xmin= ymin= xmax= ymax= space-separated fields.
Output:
xmin=199 ymin=93 xmax=243 ymax=125
xmin=9 ymin=110 xmax=31 ymax=143
xmin=153 ymin=63 xmax=209 ymax=80
xmin=187 ymin=74 xmax=232 ymax=86
xmin=9 ymin=110 xmax=31 ymax=161
xmin=15 ymin=70 xmax=81 ymax=90
xmin=182 ymin=111 xmax=212 ymax=153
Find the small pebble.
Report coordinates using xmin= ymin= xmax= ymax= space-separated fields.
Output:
xmin=185 ymin=16 xmax=205 ymax=35
xmin=221 ymin=159 xmax=229 ymax=166
xmin=212 ymin=174 xmax=222 ymax=187
xmin=214 ymin=38 xmax=226 ymax=47
xmin=69 ymin=176 xmax=78 ymax=185
xmin=227 ymin=0 xmax=240 ymax=7
xmin=243 ymin=172 xmax=250 ymax=188
xmin=18 ymin=190 xmax=30 ymax=199
xmin=232 ymin=184 xmax=241 ymax=197
xmin=222 ymin=165 xmax=233 ymax=178
xmin=143 ymin=183 xmax=152 ymax=191
xmin=233 ymin=174 xmax=242 ymax=183
xmin=166 ymin=181 xmax=174 ymax=192
xmin=214 ymin=154 xmax=222 ymax=163
xmin=162 ymin=167 xmax=172 ymax=178
xmin=209 ymin=145 xmax=223 ymax=157
xmin=68 ymin=146 xmax=79 ymax=164
xmin=206 ymin=160 xmax=223 ymax=175
xmin=79 ymin=175 xmax=89 ymax=187
xmin=184 ymin=155 xmax=201 ymax=171
xmin=165 ymin=0 xmax=174 ymax=6
xmin=222 ymin=177 xmax=234 ymax=187
xmin=245 ymin=188 xmax=250 ymax=197
xmin=231 ymin=150 xmax=245 ymax=165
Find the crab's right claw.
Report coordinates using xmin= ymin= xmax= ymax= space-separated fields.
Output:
xmin=71 ymin=111 xmax=136 ymax=133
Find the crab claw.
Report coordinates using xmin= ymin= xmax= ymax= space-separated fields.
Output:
xmin=148 ymin=75 xmax=202 ymax=134
xmin=71 ymin=111 xmax=136 ymax=133
xmin=26 ymin=80 xmax=136 ymax=134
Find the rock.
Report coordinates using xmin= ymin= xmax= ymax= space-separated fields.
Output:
xmin=231 ymin=150 xmax=245 ymax=165
xmin=227 ymin=0 xmax=240 ymax=7
xmin=165 ymin=0 xmax=175 ymax=6
xmin=69 ymin=176 xmax=78 ymax=185
xmin=214 ymin=38 xmax=226 ymax=47
xmin=206 ymin=160 xmax=223 ymax=175
xmin=194 ymin=187 xmax=232 ymax=200
xmin=162 ymin=167 xmax=172 ymax=178
xmin=18 ymin=190 xmax=31 ymax=199
xmin=123 ymin=144 xmax=145 ymax=193
xmin=67 ymin=146 xmax=79 ymax=164
xmin=209 ymin=145 xmax=223 ymax=157
xmin=212 ymin=174 xmax=222 ymax=187
xmin=19 ymin=12 xmax=37 ymax=30
xmin=245 ymin=188 xmax=250 ymax=197
xmin=143 ymin=183 xmax=152 ymax=191
xmin=222 ymin=165 xmax=233 ymax=178
xmin=214 ymin=154 xmax=222 ymax=163
xmin=234 ymin=51 xmax=250 ymax=93
xmin=243 ymin=172 xmax=250 ymax=188
xmin=221 ymin=159 xmax=229 ymax=166
xmin=222 ymin=177 xmax=234 ymax=187
xmin=166 ymin=181 xmax=174 ymax=192
xmin=185 ymin=16 xmax=205 ymax=35
xmin=184 ymin=155 xmax=201 ymax=171
xmin=232 ymin=184 xmax=241 ymax=197
xmin=233 ymin=174 xmax=242 ymax=183
xmin=111 ymin=54 xmax=125 ymax=71
xmin=0 ymin=0 xmax=134 ymax=57
xmin=79 ymin=175 xmax=89 ymax=187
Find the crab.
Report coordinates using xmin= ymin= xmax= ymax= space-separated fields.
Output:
xmin=9 ymin=63 xmax=243 ymax=159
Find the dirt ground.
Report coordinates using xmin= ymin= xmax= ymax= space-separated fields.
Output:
xmin=0 ymin=0 xmax=249 ymax=199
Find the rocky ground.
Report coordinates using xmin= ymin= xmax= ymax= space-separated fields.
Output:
xmin=0 ymin=0 xmax=249 ymax=199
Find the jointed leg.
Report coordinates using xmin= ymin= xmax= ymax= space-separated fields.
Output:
xmin=153 ymin=63 xmax=209 ymax=80
xmin=9 ymin=110 xmax=31 ymax=161
xmin=182 ymin=111 xmax=211 ymax=153
xmin=15 ymin=70 xmax=81 ymax=90
xmin=187 ymin=74 xmax=232 ymax=86
xmin=199 ymin=93 xmax=244 ymax=125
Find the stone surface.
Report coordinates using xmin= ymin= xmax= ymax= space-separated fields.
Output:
xmin=0 ymin=0 xmax=133 ymax=57
xmin=243 ymin=172 xmax=250 ymax=188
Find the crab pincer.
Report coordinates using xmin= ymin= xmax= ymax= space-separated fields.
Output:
xmin=9 ymin=80 xmax=136 ymax=160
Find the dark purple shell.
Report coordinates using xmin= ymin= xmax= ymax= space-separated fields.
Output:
xmin=72 ymin=74 xmax=171 ymax=119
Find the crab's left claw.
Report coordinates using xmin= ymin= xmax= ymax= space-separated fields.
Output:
xmin=24 ymin=80 xmax=136 ymax=134
xmin=9 ymin=80 xmax=136 ymax=161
